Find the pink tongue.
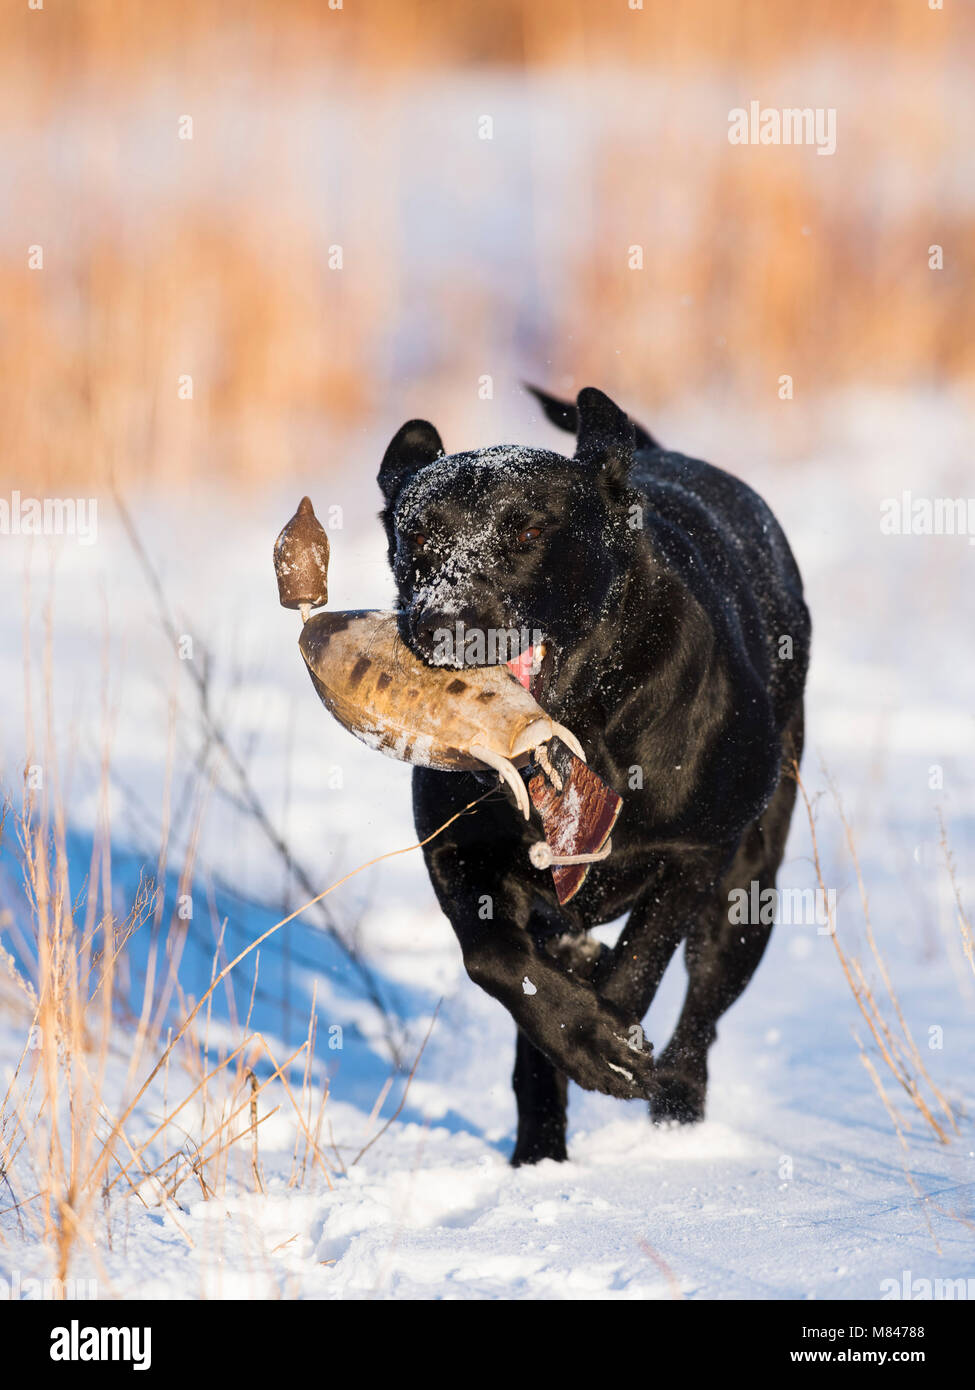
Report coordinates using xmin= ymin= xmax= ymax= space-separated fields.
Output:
xmin=506 ymin=645 xmax=535 ymax=691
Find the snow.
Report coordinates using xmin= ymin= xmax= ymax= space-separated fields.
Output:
xmin=1 ymin=390 xmax=974 ymax=1300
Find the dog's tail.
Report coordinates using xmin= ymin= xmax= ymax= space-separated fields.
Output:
xmin=524 ymin=383 xmax=659 ymax=451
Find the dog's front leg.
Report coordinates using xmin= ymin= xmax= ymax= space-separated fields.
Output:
xmin=464 ymin=918 xmax=655 ymax=1099
xmin=466 ymin=915 xmax=656 ymax=1099
xmin=423 ymin=840 xmax=655 ymax=1101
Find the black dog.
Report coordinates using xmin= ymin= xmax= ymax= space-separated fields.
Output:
xmin=377 ymin=386 xmax=810 ymax=1165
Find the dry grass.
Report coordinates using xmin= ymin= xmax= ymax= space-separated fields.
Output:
xmin=795 ymin=763 xmax=958 ymax=1146
xmin=938 ymin=808 xmax=975 ymax=983
xmin=2 ymin=1 xmax=973 ymax=492
xmin=0 ymin=602 xmax=479 ymax=1290
xmin=0 ymin=757 xmax=338 ymax=1290
xmin=794 ymin=762 xmax=975 ymax=1249
xmin=1 ymin=0 xmax=961 ymax=74
xmin=0 ymin=592 xmax=340 ymax=1288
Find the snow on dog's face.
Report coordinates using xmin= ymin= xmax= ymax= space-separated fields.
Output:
xmin=377 ymin=389 xmax=640 ymax=699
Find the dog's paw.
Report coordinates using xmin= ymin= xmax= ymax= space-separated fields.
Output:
xmin=565 ymin=1013 xmax=655 ymax=1100
xmin=511 ymin=1131 xmax=568 ymax=1167
xmin=649 ymin=1071 xmax=706 ymax=1125
xmin=604 ymin=1033 xmax=656 ymax=1099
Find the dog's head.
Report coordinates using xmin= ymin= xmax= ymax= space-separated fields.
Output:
xmin=377 ymin=387 xmax=640 ymax=697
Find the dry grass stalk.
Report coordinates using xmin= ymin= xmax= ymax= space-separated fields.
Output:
xmin=937 ymin=809 xmax=975 ymax=982
xmin=248 ymin=1070 xmax=264 ymax=1195
xmin=637 ymin=1238 xmax=685 ymax=1301
xmin=793 ymin=763 xmax=951 ymax=1145
xmin=853 ymin=1032 xmax=941 ymax=1255
xmin=290 ymin=987 xmax=320 ymax=1189
xmin=352 ymin=1003 xmax=441 ymax=1167
xmin=87 ymin=786 xmax=489 ymax=1208
xmin=831 ymin=785 xmax=957 ymax=1136
xmin=112 ymin=487 xmax=406 ymax=1066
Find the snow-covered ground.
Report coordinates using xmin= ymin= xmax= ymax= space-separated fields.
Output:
xmin=1 ymin=390 xmax=973 ymax=1299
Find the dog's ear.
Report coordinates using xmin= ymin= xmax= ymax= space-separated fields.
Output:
xmin=574 ymin=387 xmax=636 ymax=495
xmin=526 ymin=380 xmax=659 ymax=451
xmin=378 ymin=420 xmax=444 ymax=506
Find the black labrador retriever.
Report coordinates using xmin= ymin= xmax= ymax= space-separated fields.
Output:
xmin=377 ymin=386 xmax=810 ymax=1165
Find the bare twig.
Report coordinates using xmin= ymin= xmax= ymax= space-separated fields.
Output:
xmin=794 ymin=763 xmax=949 ymax=1145
xmin=87 ymin=792 xmax=490 ymax=1199
xmin=937 ymin=809 xmax=975 ymax=981
xmin=352 ymin=1002 xmax=441 ymax=1166
xmin=248 ymin=1070 xmax=264 ymax=1195
xmin=112 ymin=485 xmax=405 ymax=1064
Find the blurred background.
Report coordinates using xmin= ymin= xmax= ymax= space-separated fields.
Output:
xmin=2 ymin=0 xmax=973 ymax=492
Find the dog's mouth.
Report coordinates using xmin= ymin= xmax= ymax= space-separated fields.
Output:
xmin=405 ymin=609 xmax=557 ymax=704
xmin=505 ymin=640 xmax=554 ymax=704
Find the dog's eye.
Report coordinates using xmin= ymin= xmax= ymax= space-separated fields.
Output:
xmin=414 ymin=534 xmax=427 ymax=549
xmin=517 ymin=526 xmax=542 ymax=544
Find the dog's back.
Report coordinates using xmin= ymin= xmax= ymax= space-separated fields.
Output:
xmin=528 ymin=382 xmax=809 ymax=735
xmin=633 ymin=447 xmax=809 ymax=730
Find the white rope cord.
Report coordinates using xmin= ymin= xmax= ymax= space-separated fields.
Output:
xmin=528 ymin=837 xmax=613 ymax=870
